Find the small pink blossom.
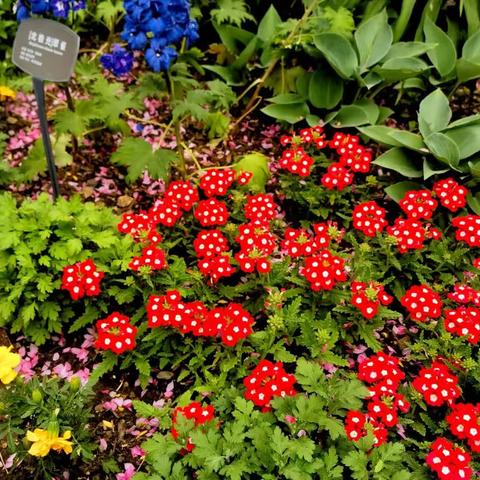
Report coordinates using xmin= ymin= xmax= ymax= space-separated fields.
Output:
xmin=116 ymin=463 xmax=135 ymax=480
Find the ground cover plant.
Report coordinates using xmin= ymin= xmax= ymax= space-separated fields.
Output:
xmin=2 ymin=1 xmax=480 ymax=479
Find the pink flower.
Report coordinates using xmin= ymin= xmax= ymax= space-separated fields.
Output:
xmin=99 ymin=438 xmax=108 ymax=452
xmin=116 ymin=464 xmax=135 ymax=480
xmin=130 ymin=446 xmax=145 ymax=458
xmin=285 ymin=415 xmax=297 ymax=424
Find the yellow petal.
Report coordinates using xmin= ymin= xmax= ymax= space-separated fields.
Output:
xmin=102 ymin=420 xmax=114 ymax=429
xmin=28 ymin=441 xmax=51 ymax=457
xmin=0 ymin=369 xmax=18 ymax=385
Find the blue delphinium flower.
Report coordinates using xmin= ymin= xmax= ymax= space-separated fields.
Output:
xmin=100 ymin=45 xmax=134 ymax=77
xmin=120 ymin=0 xmax=198 ymax=72
xmin=15 ymin=0 xmax=86 ymax=21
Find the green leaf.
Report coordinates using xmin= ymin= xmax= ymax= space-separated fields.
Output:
xmin=211 ymin=0 xmax=255 ymax=27
xmin=443 ymin=125 xmax=480 ymax=159
xmin=354 ymin=10 xmax=392 ymax=71
xmin=257 ymin=5 xmax=282 ymax=43
xmin=383 ymin=42 xmax=435 ymax=61
xmin=424 ymin=132 xmax=460 ymax=166
xmin=375 ymin=57 xmax=429 ymax=81
xmin=313 ymin=33 xmax=358 ymax=79
xmin=358 ymin=126 xmax=404 ymax=147
xmin=423 ymin=17 xmax=456 ymax=77
xmin=385 ymin=181 xmax=424 ymax=202
xmin=467 ymin=192 xmax=480 ymax=215
xmin=423 ymin=158 xmax=449 ymax=179
xmin=308 ymin=69 xmax=343 ymax=109
xmin=387 ymin=130 xmax=426 ymax=152
xmin=261 ymin=102 xmax=309 ymax=123
xmin=233 ymin=152 xmax=270 ymax=192
xmin=110 ymin=138 xmax=177 ymax=182
xmin=372 ymin=148 xmax=422 ymax=177
xmin=418 ymin=89 xmax=451 ymax=138
xmin=267 ymin=93 xmax=306 ymax=104
xmin=327 ymin=103 xmax=377 ymax=128
xmin=462 ymin=30 xmax=480 ymax=64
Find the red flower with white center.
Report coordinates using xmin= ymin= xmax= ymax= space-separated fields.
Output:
xmin=448 ymin=285 xmax=480 ymax=306
xmin=94 ymin=312 xmax=137 ymax=354
xmin=352 ymin=201 xmax=388 ymax=237
xmin=129 ymin=245 xmax=167 ymax=271
xmin=321 ymin=163 xmax=354 ymax=191
xmin=198 ymin=254 xmax=236 ymax=282
xmin=236 ymin=170 xmax=253 ymax=186
xmin=149 ymin=199 xmax=183 ymax=227
xmin=310 ymin=125 xmax=328 ymax=148
xmin=329 ymin=132 xmax=359 ymax=155
xmin=412 ymin=361 xmax=461 ymax=407
xmin=446 ymin=403 xmax=480 ymax=443
xmin=357 ymin=352 xmax=405 ymax=387
xmin=244 ymin=194 xmax=278 ymax=222
xmin=235 ymin=251 xmax=272 ymax=274
xmin=426 ymin=224 xmax=442 ymax=240
xmin=444 ymin=307 xmax=480 ymax=344
xmin=146 ymin=290 xmax=189 ymax=329
xmin=313 ymin=221 xmax=344 ymax=245
xmin=199 ymin=168 xmax=236 ymax=197
xmin=171 ymin=402 xmax=215 ymax=452
xmin=399 ymin=189 xmax=438 ymax=220
xmin=344 ymin=410 xmax=367 ymax=441
xmin=61 ymin=259 xmax=104 ymax=300
xmin=203 ymin=303 xmax=254 ymax=346
xmin=452 ymin=215 xmax=480 ymax=247
xmin=367 ymin=400 xmax=398 ymax=427
xmin=280 ymin=135 xmax=292 ymax=146
xmin=339 ymin=145 xmax=372 ymax=173
xmin=299 ymin=128 xmax=314 ymax=143
xmin=433 ymin=178 xmax=468 ymax=213
xmin=193 ymin=230 xmax=230 ymax=258
xmin=473 ymin=258 xmax=480 ymax=269
xmin=279 ymin=147 xmax=315 ymax=177
xmin=426 ymin=437 xmax=472 ymax=480
xmin=243 ymin=359 xmax=296 ymax=409
xmin=351 ymin=281 xmax=393 ymax=319
xmin=235 ymin=222 xmax=276 ymax=256
xmin=164 ymin=181 xmax=199 ymax=211
xmin=281 ymin=228 xmax=317 ymax=257
xmin=301 ymin=250 xmax=347 ymax=291
xmin=400 ymin=284 xmax=442 ymax=322
xmin=183 ymin=301 xmax=209 ymax=336
xmin=386 ymin=218 xmax=426 ymax=254
xmin=194 ymin=199 xmax=229 ymax=227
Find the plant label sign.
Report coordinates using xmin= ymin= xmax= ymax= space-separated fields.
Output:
xmin=12 ymin=18 xmax=80 ymax=82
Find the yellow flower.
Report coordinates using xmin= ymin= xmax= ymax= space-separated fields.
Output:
xmin=0 ymin=346 xmax=20 ymax=385
xmin=26 ymin=429 xmax=73 ymax=457
xmin=0 ymin=86 xmax=16 ymax=100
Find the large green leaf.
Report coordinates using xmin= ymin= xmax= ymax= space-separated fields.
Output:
xmin=418 ymin=89 xmax=451 ymax=138
xmin=424 ymin=132 xmax=460 ymax=166
xmin=456 ymin=58 xmax=480 ymax=83
xmin=110 ymin=137 xmax=178 ymax=182
xmin=261 ymin=102 xmax=309 ymax=123
xmin=443 ymin=125 xmax=480 ymax=159
xmin=308 ymin=69 xmax=343 ymax=109
xmin=233 ymin=152 xmax=270 ymax=192
xmin=326 ymin=105 xmax=370 ymax=127
xmin=423 ymin=17 xmax=456 ymax=77
xmin=257 ymin=5 xmax=282 ymax=43
xmin=388 ymin=130 xmax=426 ymax=152
xmin=372 ymin=148 xmax=422 ymax=177
xmin=358 ymin=126 xmax=404 ymax=147
xmin=375 ymin=57 xmax=429 ymax=81
xmin=383 ymin=42 xmax=434 ymax=61
xmin=313 ymin=33 xmax=358 ymax=79
xmin=423 ymin=158 xmax=449 ymax=179
xmin=354 ymin=10 xmax=392 ymax=71
xmin=462 ymin=30 xmax=480 ymax=64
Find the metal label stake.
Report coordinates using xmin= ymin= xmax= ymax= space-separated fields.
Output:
xmin=12 ymin=18 xmax=80 ymax=200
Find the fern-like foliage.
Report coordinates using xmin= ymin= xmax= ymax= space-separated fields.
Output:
xmin=211 ymin=0 xmax=255 ymax=27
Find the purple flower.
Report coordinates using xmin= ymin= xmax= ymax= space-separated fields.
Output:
xmin=100 ymin=45 xmax=134 ymax=77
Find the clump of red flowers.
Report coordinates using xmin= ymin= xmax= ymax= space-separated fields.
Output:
xmin=399 ymin=189 xmax=438 ymax=220
xmin=350 ymin=281 xmax=393 ymax=319
xmin=61 ymin=259 xmax=104 ymax=300
xmin=281 ymin=228 xmax=317 ymax=257
xmin=94 ymin=312 xmax=137 ymax=354
xmin=446 ymin=403 xmax=480 ymax=453
xmin=400 ymin=284 xmax=443 ymax=322
xmin=171 ymin=402 xmax=215 ymax=452
xmin=352 ymin=201 xmax=388 ymax=237
xmin=129 ymin=245 xmax=167 ymax=271
xmin=433 ymin=178 xmax=468 ymax=212
xmin=452 ymin=215 xmax=480 ymax=247
xmin=412 ymin=361 xmax=461 ymax=407
xmin=194 ymin=198 xmax=229 ymax=227
xmin=444 ymin=307 xmax=480 ymax=344
xmin=426 ymin=437 xmax=472 ymax=480
xmin=243 ymin=359 xmax=296 ymax=409
xmin=386 ymin=218 xmax=427 ymax=254
xmin=301 ymin=250 xmax=347 ymax=291
xmin=346 ymin=352 xmax=408 ymax=447
xmin=199 ymin=168 xmax=236 ymax=197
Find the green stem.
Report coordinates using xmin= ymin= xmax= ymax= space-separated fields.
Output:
xmin=464 ymin=0 xmax=480 ymax=38
xmin=392 ymin=0 xmax=416 ymax=42
xmin=414 ymin=0 xmax=442 ymax=41
xmin=167 ymin=72 xmax=186 ymax=178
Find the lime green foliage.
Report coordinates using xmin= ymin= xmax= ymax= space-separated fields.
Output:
xmin=0 ymin=193 xmax=136 ymax=344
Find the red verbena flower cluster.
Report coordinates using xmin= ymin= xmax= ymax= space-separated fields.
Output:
xmin=301 ymin=250 xmax=347 ymax=291
xmin=433 ymin=178 xmax=469 ymax=212
xmin=412 ymin=361 xmax=461 ymax=407
xmin=426 ymin=437 xmax=472 ymax=480
xmin=194 ymin=198 xmax=229 ymax=227
xmin=281 ymin=228 xmax=317 ymax=257
xmin=352 ymin=201 xmax=388 ymax=237
xmin=452 ymin=216 xmax=480 ymax=247
xmin=399 ymin=189 xmax=438 ymax=220
xmin=400 ymin=284 xmax=442 ymax=322
xmin=346 ymin=352 xmax=408 ymax=446
xmin=448 ymin=285 xmax=480 ymax=306
xmin=243 ymin=359 xmax=296 ymax=409
xmin=199 ymin=168 xmax=235 ymax=197
xmin=129 ymin=245 xmax=167 ymax=271
xmin=446 ymin=403 xmax=480 ymax=453
xmin=171 ymin=402 xmax=215 ymax=452
xmin=146 ymin=290 xmax=254 ymax=346
xmin=61 ymin=259 xmax=104 ymax=300
xmin=386 ymin=218 xmax=427 ymax=254
xmin=350 ymin=281 xmax=393 ymax=319
xmin=94 ymin=312 xmax=137 ymax=354
xmin=444 ymin=307 xmax=480 ymax=344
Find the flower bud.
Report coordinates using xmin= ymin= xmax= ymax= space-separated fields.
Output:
xmin=31 ymin=389 xmax=43 ymax=404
